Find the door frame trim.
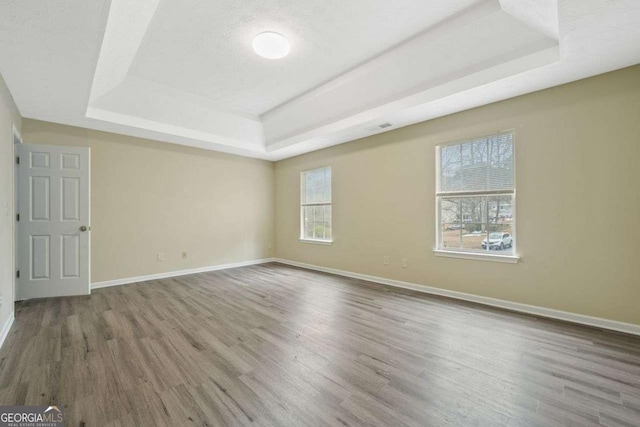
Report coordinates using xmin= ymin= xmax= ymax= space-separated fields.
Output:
xmin=12 ymin=124 xmax=21 ymax=303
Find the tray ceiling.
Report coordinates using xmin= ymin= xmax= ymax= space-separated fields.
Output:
xmin=1 ymin=0 xmax=639 ymax=160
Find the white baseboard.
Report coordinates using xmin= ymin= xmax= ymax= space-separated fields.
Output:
xmin=92 ymin=258 xmax=276 ymax=289
xmin=0 ymin=312 xmax=15 ymax=350
xmin=274 ymin=258 xmax=640 ymax=337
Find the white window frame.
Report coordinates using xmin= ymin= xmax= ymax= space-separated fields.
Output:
xmin=300 ymin=166 xmax=333 ymax=244
xmin=434 ymin=131 xmax=519 ymax=263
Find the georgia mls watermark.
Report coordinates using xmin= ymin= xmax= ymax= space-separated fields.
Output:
xmin=0 ymin=406 xmax=64 ymax=427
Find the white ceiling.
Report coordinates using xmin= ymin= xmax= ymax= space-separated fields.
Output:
xmin=1 ymin=0 xmax=639 ymax=161
xmin=129 ymin=0 xmax=479 ymax=116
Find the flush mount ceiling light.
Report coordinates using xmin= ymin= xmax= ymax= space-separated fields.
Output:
xmin=252 ymin=32 xmax=290 ymax=59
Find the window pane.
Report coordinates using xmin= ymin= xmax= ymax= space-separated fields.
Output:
xmin=440 ymin=198 xmax=460 ymax=224
xmin=316 ymin=206 xmax=325 ymax=239
xmin=303 ymin=167 xmax=331 ymax=204
xmin=461 ymin=142 xmax=472 ymax=167
xmin=488 ymin=195 xmax=513 ymax=224
xmin=302 ymin=206 xmax=313 ymax=239
xmin=322 ymin=205 xmax=332 ymax=240
xmin=438 ymin=133 xmax=514 ymax=193
xmin=487 ymin=134 xmax=514 ymax=190
xmin=461 ymin=197 xmax=486 ymax=224
xmin=461 ymin=139 xmax=490 ymax=191
xmin=440 ymin=198 xmax=463 ymax=249
xmin=462 ymin=224 xmax=485 ymax=251
xmin=473 ymin=139 xmax=489 ymax=165
xmin=312 ymin=206 xmax=320 ymax=239
xmin=439 ymin=145 xmax=461 ymax=192
xmin=441 ymin=224 xmax=461 ymax=249
xmin=301 ymin=205 xmax=331 ymax=240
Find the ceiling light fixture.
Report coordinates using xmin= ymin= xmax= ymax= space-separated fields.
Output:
xmin=252 ymin=32 xmax=290 ymax=59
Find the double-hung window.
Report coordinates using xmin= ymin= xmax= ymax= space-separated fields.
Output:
xmin=436 ymin=132 xmax=517 ymax=260
xmin=300 ymin=166 xmax=332 ymax=243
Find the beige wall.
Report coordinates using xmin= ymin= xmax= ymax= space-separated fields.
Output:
xmin=0 ymin=72 xmax=20 ymax=331
xmin=8 ymin=66 xmax=640 ymax=326
xmin=22 ymin=120 xmax=275 ymax=283
xmin=275 ymin=65 xmax=640 ymax=325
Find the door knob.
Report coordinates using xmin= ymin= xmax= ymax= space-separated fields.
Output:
xmin=79 ymin=226 xmax=90 ymax=232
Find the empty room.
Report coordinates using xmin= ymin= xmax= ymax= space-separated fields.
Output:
xmin=1 ymin=0 xmax=640 ymax=426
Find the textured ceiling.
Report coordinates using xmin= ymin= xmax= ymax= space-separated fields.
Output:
xmin=0 ymin=0 xmax=639 ymax=160
xmin=128 ymin=0 xmax=478 ymax=115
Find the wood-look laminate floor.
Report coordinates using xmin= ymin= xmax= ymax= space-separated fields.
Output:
xmin=1 ymin=263 xmax=639 ymax=426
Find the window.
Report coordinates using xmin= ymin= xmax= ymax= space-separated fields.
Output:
xmin=300 ymin=166 xmax=332 ymax=242
xmin=436 ymin=132 xmax=516 ymax=260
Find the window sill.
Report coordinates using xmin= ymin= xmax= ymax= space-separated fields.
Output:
xmin=299 ymin=239 xmax=333 ymax=245
xmin=433 ymin=249 xmax=519 ymax=264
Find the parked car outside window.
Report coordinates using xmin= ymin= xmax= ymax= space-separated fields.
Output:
xmin=482 ymin=232 xmax=513 ymax=250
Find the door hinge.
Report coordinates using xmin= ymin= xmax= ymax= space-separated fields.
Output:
xmin=16 ymin=213 xmax=19 ymax=222
xmin=16 ymin=270 xmax=20 ymax=279
xmin=15 ymin=156 xmax=19 ymax=165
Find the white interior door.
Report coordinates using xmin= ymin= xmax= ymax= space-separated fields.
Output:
xmin=16 ymin=143 xmax=90 ymax=299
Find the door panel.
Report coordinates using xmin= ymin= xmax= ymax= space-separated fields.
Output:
xmin=30 ymin=235 xmax=50 ymax=280
xmin=30 ymin=176 xmax=50 ymax=220
xmin=61 ymin=153 xmax=80 ymax=170
xmin=61 ymin=235 xmax=80 ymax=278
xmin=17 ymin=144 xmax=90 ymax=299
xmin=30 ymin=151 xmax=50 ymax=169
xmin=61 ymin=177 xmax=80 ymax=221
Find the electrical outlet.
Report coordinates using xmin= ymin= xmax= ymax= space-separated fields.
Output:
xmin=383 ymin=256 xmax=389 ymax=265
xmin=401 ymin=258 xmax=408 ymax=268
xmin=157 ymin=253 xmax=165 ymax=262
xmin=182 ymin=251 xmax=188 ymax=259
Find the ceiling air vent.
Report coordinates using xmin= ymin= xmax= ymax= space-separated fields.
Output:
xmin=366 ymin=122 xmax=393 ymax=132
